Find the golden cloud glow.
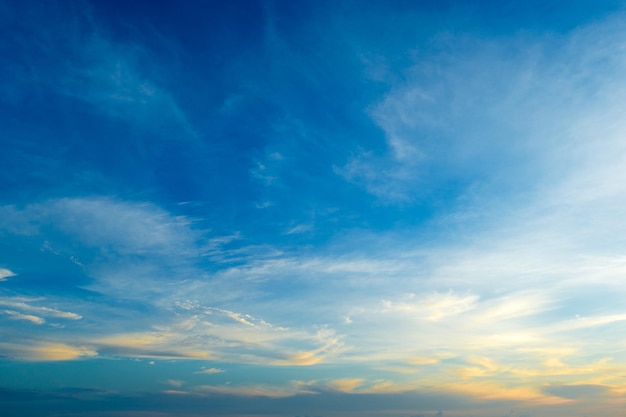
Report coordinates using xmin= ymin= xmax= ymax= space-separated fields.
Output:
xmin=0 ymin=342 xmax=98 ymax=361
xmin=326 ymin=378 xmax=364 ymax=393
xmin=443 ymin=381 xmax=569 ymax=405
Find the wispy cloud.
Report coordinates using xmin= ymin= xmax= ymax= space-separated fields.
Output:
xmin=382 ymin=292 xmax=479 ymax=321
xmin=0 ymin=197 xmax=209 ymax=299
xmin=0 ymin=2 xmax=196 ymax=140
xmin=0 ymin=342 xmax=97 ymax=361
xmin=164 ymin=379 xmax=184 ymax=388
xmin=195 ymin=367 xmax=224 ymax=375
xmin=194 ymin=382 xmax=312 ymax=399
xmin=0 ymin=268 xmax=16 ymax=281
xmin=325 ymin=378 xmax=365 ymax=393
xmin=0 ymin=298 xmax=81 ymax=320
xmin=339 ymin=13 xmax=626 ymax=210
xmin=87 ymin=303 xmax=344 ymax=366
xmin=1 ymin=310 xmax=45 ymax=325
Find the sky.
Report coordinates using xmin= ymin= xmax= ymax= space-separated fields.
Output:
xmin=2 ymin=0 xmax=626 ymax=416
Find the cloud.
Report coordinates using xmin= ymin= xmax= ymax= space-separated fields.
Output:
xmin=441 ymin=381 xmax=565 ymax=405
xmin=1 ymin=310 xmax=45 ymax=325
xmin=0 ymin=342 xmax=97 ymax=361
xmin=404 ymin=352 xmax=457 ymax=368
xmin=164 ymin=380 xmax=184 ymax=388
xmin=0 ymin=298 xmax=81 ymax=320
xmin=339 ymin=13 xmax=626 ymax=209
xmin=382 ymin=292 xmax=479 ymax=321
xmin=91 ymin=305 xmax=344 ymax=366
xmin=195 ymin=382 xmax=313 ymax=399
xmin=61 ymin=40 xmax=197 ymax=139
xmin=326 ymin=378 xmax=364 ymax=393
xmin=277 ymin=327 xmax=346 ymax=366
xmin=476 ymin=291 xmax=555 ymax=323
xmin=95 ymin=332 xmax=215 ymax=360
xmin=285 ymin=224 xmax=313 ymax=235
xmin=337 ymin=149 xmax=420 ymax=202
xmin=0 ymin=2 xmax=196 ymax=140
xmin=0 ymin=198 xmax=200 ymax=255
xmin=0 ymin=268 xmax=15 ymax=281
xmin=0 ymin=197 xmax=210 ymax=299
xmin=542 ymin=384 xmax=611 ymax=400
xmin=47 ymin=198 xmax=199 ymax=256
xmin=195 ymin=368 xmax=225 ymax=375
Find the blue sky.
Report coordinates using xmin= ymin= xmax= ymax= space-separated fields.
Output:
xmin=3 ymin=1 xmax=626 ymax=416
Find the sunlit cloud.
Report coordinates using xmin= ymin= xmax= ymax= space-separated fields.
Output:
xmin=441 ymin=381 xmax=568 ymax=405
xmin=195 ymin=367 xmax=224 ymax=375
xmin=195 ymin=382 xmax=314 ymax=398
xmin=325 ymin=378 xmax=364 ymax=393
xmin=0 ymin=342 xmax=97 ymax=361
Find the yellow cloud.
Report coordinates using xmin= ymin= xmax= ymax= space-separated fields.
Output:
xmin=467 ymin=356 xmax=500 ymax=371
xmin=34 ymin=343 xmax=97 ymax=361
xmin=408 ymin=356 xmax=440 ymax=365
xmin=443 ymin=381 xmax=569 ymax=405
xmin=0 ymin=342 xmax=98 ymax=361
xmin=357 ymin=379 xmax=412 ymax=394
xmin=326 ymin=378 xmax=364 ymax=393
xmin=195 ymin=367 xmax=225 ymax=374
xmin=286 ymin=350 xmax=324 ymax=366
xmin=196 ymin=383 xmax=310 ymax=398
xmin=510 ymin=356 xmax=618 ymax=378
xmin=449 ymin=356 xmax=505 ymax=380
xmin=273 ymin=334 xmax=345 ymax=366
xmin=406 ymin=351 xmax=457 ymax=367
xmin=94 ymin=331 xmax=215 ymax=360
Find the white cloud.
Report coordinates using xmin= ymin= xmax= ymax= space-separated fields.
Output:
xmin=382 ymin=292 xmax=479 ymax=321
xmin=0 ymin=198 xmax=201 ymax=256
xmin=0 ymin=298 xmax=81 ymax=320
xmin=476 ymin=291 xmax=555 ymax=323
xmin=0 ymin=197 xmax=211 ymax=299
xmin=2 ymin=310 xmax=45 ymax=325
xmin=195 ymin=367 xmax=225 ymax=375
xmin=0 ymin=268 xmax=15 ymax=281
xmin=50 ymin=198 xmax=199 ymax=256
xmin=285 ymin=224 xmax=313 ymax=235
xmin=340 ymin=13 xmax=626 ymax=209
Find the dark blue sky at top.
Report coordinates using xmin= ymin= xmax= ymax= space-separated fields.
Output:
xmin=4 ymin=0 xmax=623 ymax=246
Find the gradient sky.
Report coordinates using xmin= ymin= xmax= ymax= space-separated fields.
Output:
xmin=2 ymin=1 xmax=626 ymax=416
